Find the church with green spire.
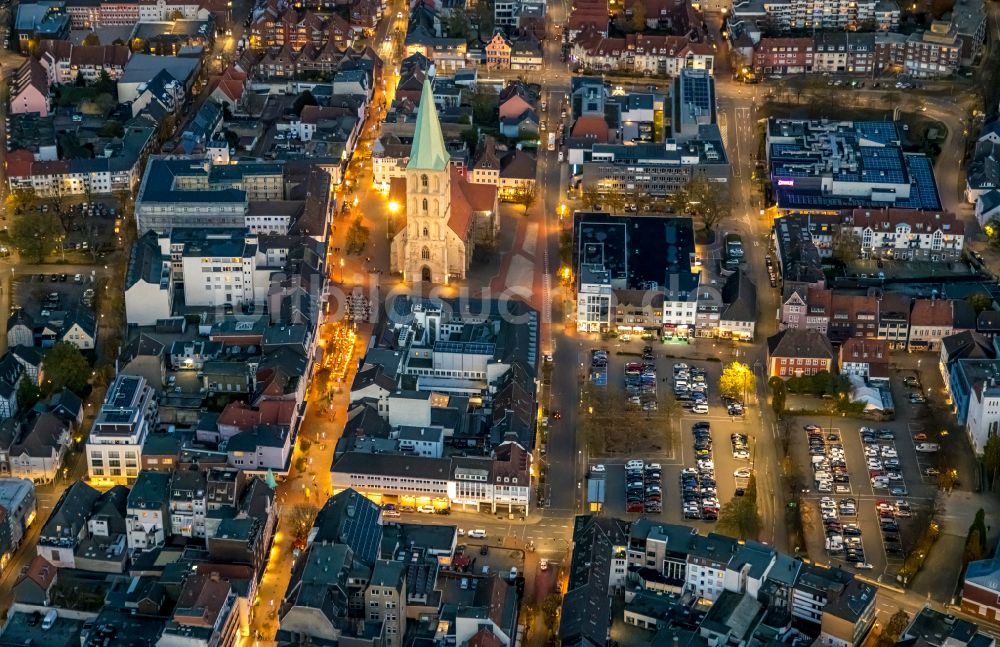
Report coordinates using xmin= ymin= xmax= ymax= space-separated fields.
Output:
xmin=390 ymin=79 xmax=499 ymax=284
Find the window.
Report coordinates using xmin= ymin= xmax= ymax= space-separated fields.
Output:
xmin=422 ymin=198 xmax=428 ymax=211
xmin=422 ymin=246 xmax=430 ymax=260
xmin=421 ymin=174 xmax=428 ymax=189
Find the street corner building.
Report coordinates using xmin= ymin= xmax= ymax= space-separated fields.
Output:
xmin=390 ymin=79 xmax=499 ymax=285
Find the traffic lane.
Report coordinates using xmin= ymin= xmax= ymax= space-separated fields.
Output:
xmin=548 ymin=331 xmax=582 ymax=512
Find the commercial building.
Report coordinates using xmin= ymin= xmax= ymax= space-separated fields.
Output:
xmin=135 ymin=158 xmax=286 ymax=234
xmin=671 ymin=69 xmax=716 ymax=142
xmin=767 ymin=118 xmax=941 ymax=212
xmin=580 ymin=129 xmax=729 ymax=199
xmin=86 ymin=375 xmax=158 ymax=485
xmin=573 ymin=213 xmax=698 ymax=337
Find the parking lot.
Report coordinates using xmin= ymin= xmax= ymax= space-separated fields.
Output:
xmin=583 ymin=344 xmax=758 ymax=525
xmin=14 ymin=272 xmax=97 ymax=321
xmin=793 ymin=407 xmax=938 ymax=578
xmin=57 ymin=199 xmax=124 ymax=257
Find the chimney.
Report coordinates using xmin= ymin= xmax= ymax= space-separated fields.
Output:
xmin=210 ymin=571 xmax=220 ymax=582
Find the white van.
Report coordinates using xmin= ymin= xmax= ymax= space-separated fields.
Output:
xmin=468 ymin=529 xmax=488 ymax=539
xmin=42 ymin=609 xmax=57 ymax=631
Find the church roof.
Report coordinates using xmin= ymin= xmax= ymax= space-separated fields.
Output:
xmin=449 ymin=166 xmax=496 ymax=238
xmin=407 ymin=79 xmax=450 ymax=172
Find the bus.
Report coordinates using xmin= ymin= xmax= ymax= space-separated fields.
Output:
xmin=547 ymin=132 xmax=556 ymax=151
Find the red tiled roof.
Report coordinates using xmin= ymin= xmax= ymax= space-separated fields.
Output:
xmin=449 ymin=166 xmax=496 ymax=237
xmin=208 ymin=65 xmax=247 ymax=103
xmin=468 ymin=629 xmax=504 ymax=647
xmin=840 ymin=337 xmax=889 ymax=364
xmin=19 ymin=555 xmax=57 ymax=592
xmin=70 ymin=44 xmax=130 ymax=67
xmin=911 ymin=299 xmax=954 ymax=327
xmin=805 ymin=286 xmax=832 ymax=316
xmin=571 ymin=115 xmax=610 ymax=142
xmin=844 ymin=207 xmax=961 ymax=233
xmin=218 ymin=400 xmax=295 ymax=432
xmin=173 ymin=573 xmax=232 ymax=628
xmin=5 ymin=150 xmax=34 ymax=178
xmin=757 ymin=37 xmax=816 ymax=50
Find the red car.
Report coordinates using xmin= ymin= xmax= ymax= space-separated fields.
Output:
xmin=627 ymin=501 xmax=644 ymax=513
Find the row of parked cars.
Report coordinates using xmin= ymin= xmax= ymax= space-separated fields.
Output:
xmin=807 ymin=425 xmax=850 ymax=494
xmin=626 ymin=358 xmax=657 ymax=411
xmin=860 ymin=427 xmax=908 ymax=496
xmin=877 ymin=499 xmax=909 ymax=557
xmin=764 ymin=254 xmax=777 ymax=288
xmin=682 ymin=422 xmax=720 ymax=520
xmin=626 ymin=460 xmax=662 ymax=514
xmin=821 ymin=495 xmax=869 ymax=567
xmin=674 ymin=363 xmax=709 ymax=414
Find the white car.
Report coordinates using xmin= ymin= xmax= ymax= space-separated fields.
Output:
xmin=591 ymin=464 xmax=606 ymax=473
xmin=915 ymin=443 xmax=940 ymax=453
xmin=468 ymin=529 xmax=488 ymax=539
xmin=855 ymin=562 xmax=874 ymax=569
xmin=734 ymin=468 xmax=752 ymax=478
xmin=457 ymin=528 xmax=466 ymax=536
xmin=881 ymin=448 xmax=898 ymax=458
xmin=692 ymin=404 xmax=709 ymax=414
xmin=540 ymin=559 xmax=549 ymax=571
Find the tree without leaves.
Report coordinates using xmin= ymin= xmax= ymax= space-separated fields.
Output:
xmin=289 ymin=504 xmax=319 ymax=544
xmin=666 ymin=175 xmax=731 ymax=233
xmin=831 ymin=228 xmax=863 ymax=265
xmin=41 ymin=342 xmax=91 ymax=396
xmin=603 ymin=189 xmax=626 ymax=214
xmin=512 ymin=186 xmax=538 ymax=214
xmin=580 ymin=185 xmax=601 ymax=210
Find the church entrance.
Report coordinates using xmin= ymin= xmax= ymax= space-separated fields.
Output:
xmin=421 ymin=266 xmax=431 ymax=282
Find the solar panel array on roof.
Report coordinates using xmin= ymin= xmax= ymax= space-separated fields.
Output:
xmin=855 ymin=121 xmax=899 ymax=145
xmin=110 ymin=376 xmax=140 ymax=408
xmin=433 ymin=341 xmax=495 ymax=355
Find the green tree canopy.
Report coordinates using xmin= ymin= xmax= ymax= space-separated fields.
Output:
xmin=717 ymin=474 xmax=762 ymax=540
xmin=720 ymin=362 xmax=755 ymax=402
xmin=82 ymin=32 xmax=101 ymax=46
xmin=968 ymin=292 xmax=994 ymax=315
xmin=11 ymin=212 xmax=62 ymax=263
xmin=41 ymin=342 xmax=91 ymax=396
xmin=769 ymin=376 xmax=787 ymax=415
xmin=346 ymin=216 xmax=370 ymax=255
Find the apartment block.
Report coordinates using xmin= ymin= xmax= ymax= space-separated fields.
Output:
xmin=86 ymin=375 xmax=158 ymax=485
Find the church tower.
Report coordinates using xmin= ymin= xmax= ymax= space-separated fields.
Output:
xmin=399 ymin=79 xmax=452 ymax=284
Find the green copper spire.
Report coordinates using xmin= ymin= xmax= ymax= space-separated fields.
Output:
xmin=406 ymin=79 xmax=450 ymax=172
